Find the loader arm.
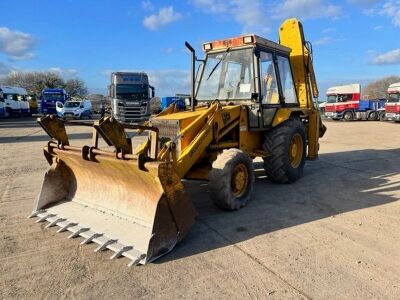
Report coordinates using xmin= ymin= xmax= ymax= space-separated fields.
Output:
xmin=158 ymin=102 xmax=242 ymax=179
xmin=279 ymin=18 xmax=326 ymax=159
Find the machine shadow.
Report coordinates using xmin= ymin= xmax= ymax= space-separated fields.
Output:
xmin=156 ymin=148 xmax=400 ymax=264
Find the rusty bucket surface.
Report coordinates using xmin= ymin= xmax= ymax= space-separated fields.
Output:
xmin=30 ymin=117 xmax=197 ymax=266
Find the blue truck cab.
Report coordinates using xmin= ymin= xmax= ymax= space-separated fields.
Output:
xmin=40 ymin=88 xmax=68 ymax=114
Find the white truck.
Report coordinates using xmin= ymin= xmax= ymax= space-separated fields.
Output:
xmin=384 ymin=82 xmax=400 ymax=121
xmin=0 ymin=86 xmax=30 ymax=117
xmin=109 ymin=72 xmax=156 ymax=123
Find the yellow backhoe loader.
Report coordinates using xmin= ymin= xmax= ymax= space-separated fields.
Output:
xmin=29 ymin=18 xmax=326 ymax=266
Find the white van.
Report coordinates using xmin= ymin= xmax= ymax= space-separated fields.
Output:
xmin=14 ymin=87 xmax=30 ymax=116
xmin=0 ymin=86 xmax=22 ymax=117
xmin=57 ymin=99 xmax=92 ymax=119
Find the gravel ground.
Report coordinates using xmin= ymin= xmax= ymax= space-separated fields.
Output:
xmin=0 ymin=118 xmax=399 ymax=299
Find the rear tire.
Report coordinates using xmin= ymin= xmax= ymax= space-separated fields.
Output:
xmin=262 ymin=118 xmax=306 ymax=183
xmin=209 ymin=149 xmax=254 ymax=210
xmin=379 ymin=112 xmax=386 ymax=121
xmin=368 ymin=111 xmax=378 ymax=121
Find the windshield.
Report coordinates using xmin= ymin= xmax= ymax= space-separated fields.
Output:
xmin=64 ymin=101 xmax=80 ymax=108
xmin=3 ymin=93 xmax=18 ymax=101
xmin=387 ymin=93 xmax=400 ymax=103
xmin=43 ymin=93 xmax=63 ymax=101
xmin=197 ymin=48 xmax=255 ymax=101
xmin=327 ymin=95 xmax=337 ymax=103
xmin=116 ymin=84 xmax=149 ymax=101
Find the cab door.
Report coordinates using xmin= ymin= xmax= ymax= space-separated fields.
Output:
xmin=255 ymin=50 xmax=298 ymax=129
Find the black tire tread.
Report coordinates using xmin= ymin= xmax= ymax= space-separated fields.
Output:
xmin=262 ymin=118 xmax=306 ymax=184
xmin=209 ymin=149 xmax=254 ymax=210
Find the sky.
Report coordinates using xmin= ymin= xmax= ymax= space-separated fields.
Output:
xmin=1 ymin=0 xmax=400 ymax=98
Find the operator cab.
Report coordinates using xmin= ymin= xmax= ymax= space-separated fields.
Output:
xmin=195 ymin=35 xmax=298 ymax=129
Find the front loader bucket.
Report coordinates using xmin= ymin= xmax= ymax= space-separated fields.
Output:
xmin=30 ymin=117 xmax=197 ymax=266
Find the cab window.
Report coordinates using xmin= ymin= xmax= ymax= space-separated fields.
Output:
xmin=260 ymin=52 xmax=279 ymax=104
xmin=276 ymin=56 xmax=298 ymax=104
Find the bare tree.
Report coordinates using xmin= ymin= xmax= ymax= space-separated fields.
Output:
xmin=362 ymin=76 xmax=400 ymax=99
xmin=1 ymin=71 xmax=88 ymax=98
xmin=64 ymin=78 xmax=88 ymax=98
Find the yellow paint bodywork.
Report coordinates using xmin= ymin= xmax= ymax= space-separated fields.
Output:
xmin=151 ymin=102 xmax=298 ymax=180
xmin=147 ymin=17 xmax=325 ymax=179
xmin=279 ymin=18 xmax=324 ymax=159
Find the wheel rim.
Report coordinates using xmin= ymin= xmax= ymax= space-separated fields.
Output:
xmin=289 ymin=133 xmax=303 ymax=168
xmin=231 ymin=163 xmax=248 ymax=197
xmin=344 ymin=113 xmax=352 ymax=120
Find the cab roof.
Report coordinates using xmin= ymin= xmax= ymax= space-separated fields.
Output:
xmin=203 ymin=34 xmax=291 ymax=54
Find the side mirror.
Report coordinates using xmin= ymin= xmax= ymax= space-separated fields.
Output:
xmin=251 ymin=92 xmax=259 ymax=102
xmin=56 ymin=101 xmax=63 ymax=108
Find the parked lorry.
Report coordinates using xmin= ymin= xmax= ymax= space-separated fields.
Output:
xmin=0 ymin=86 xmax=30 ymax=117
xmin=31 ymin=18 xmax=325 ymax=266
xmin=109 ymin=72 xmax=157 ymax=123
xmin=384 ymin=82 xmax=400 ymax=121
xmin=324 ymin=83 xmax=385 ymax=120
xmin=40 ymin=88 xmax=68 ymax=114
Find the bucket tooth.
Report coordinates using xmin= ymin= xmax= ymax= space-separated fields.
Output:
xmin=94 ymin=236 xmax=117 ymax=252
xmin=36 ymin=213 xmax=55 ymax=223
xmin=67 ymin=226 xmax=89 ymax=239
xmin=28 ymin=210 xmax=44 ymax=218
xmin=56 ymin=221 xmax=78 ymax=233
xmin=125 ymin=249 xmax=146 ymax=267
xmin=109 ymin=243 xmax=133 ymax=259
xmin=80 ymin=231 xmax=103 ymax=245
xmin=45 ymin=216 xmax=65 ymax=228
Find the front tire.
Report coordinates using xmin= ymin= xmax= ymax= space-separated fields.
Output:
xmin=263 ymin=118 xmax=306 ymax=183
xmin=343 ymin=111 xmax=353 ymax=121
xmin=209 ymin=149 xmax=254 ymax=210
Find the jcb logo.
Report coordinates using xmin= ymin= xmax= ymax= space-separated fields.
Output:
xmin=221 ymin=112 xmax=231 ymax=125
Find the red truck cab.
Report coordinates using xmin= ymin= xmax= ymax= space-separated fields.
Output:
xmin=385 ymin=82 xmax=400 ymax=121
xmin=324 ymin=84 xmax=361 ymax=120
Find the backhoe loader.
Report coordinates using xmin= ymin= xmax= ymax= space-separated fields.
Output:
xmin=29 ymin=18 xmax=326 ymax=266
